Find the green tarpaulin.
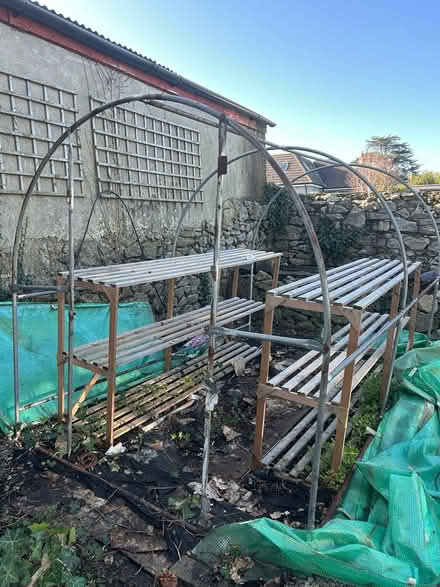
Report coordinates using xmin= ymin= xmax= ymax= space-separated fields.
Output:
xmin=194 ymin=339 xmax=440 ymax=586
xmin=0 ymin=301 xmax=162 ymax=430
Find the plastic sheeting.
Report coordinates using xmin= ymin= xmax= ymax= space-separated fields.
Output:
xmin=0 ymin=301 xmax=162 ymax=430
xmin=193 ymin=340 xmax=440 ymax=586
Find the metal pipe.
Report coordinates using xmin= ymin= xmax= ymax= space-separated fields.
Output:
xmin=12 ymin=292 xmax=19 ymax=426
xmin=221 ymin=129 xmax=333 ymax=530
xmin=17 ymin=290 xmax=57 ymax=300
xmin=66 ymin=138 xmax=75 ymax=457
xmin=209 ymin=326 xmax=322 ymax=351
xmin=17 ymin=284 xmax=65 ymax=291
xmin=201 ymin=117 xmax=228 ymax=525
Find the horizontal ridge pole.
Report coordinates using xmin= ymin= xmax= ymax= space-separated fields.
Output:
xmin=209 ymin=326 xmax=322 ymax=351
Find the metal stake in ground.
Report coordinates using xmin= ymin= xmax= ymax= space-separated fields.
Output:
xmin=66 ymin=137 xmax=75 ymax=457
xmin=200 ymin=117 xmax=228 ymax=524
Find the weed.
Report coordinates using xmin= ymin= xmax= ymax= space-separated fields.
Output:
xmin=319 ymin=374 xmax=382 ymax=490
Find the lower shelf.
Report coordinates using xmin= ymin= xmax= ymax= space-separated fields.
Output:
xmin=73 ymin=341 xmax=261 ymax=442
xmin=261 ymin=344 xmax=385 ymax=476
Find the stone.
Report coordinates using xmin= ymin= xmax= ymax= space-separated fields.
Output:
xmin=416 ymin=311 xmax=434 ymax=333
xmin=418 ymin=294 xmax=437 ymax=314
xmin=397 ymin=208 xmax=410 ymax=218
xmin=396 ymin=217 xmax=418 ymax=232
xmin=372 ymin=221 xmax=390 ymax=232
xmin=344 ymin=208 xmax=366 ymax=229
xmin=404 ymin=236 xmax=429 ymax=251
xmin=255 ymin=270 xmax=272 ymax=282
xmin=327 ymin=204 xmax=348 ymax=214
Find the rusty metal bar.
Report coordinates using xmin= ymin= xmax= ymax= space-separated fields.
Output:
xmin=66 ymin=137 xmax=75 ymax=457
xmin=209 ymin=326 xmax=322 ymax=351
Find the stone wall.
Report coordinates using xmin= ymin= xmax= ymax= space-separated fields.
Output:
xmin=271 ymin=190 xmax=440 ymax=270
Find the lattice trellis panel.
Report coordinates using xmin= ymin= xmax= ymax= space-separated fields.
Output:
xmin=0 ymin=71 xmax=84 ymax=196
xmin=90 ymin=97 xmax=203 ymax=203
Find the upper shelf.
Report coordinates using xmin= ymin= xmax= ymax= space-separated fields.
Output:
xmin=59 ymin=248 xmax=282 ymax=288
xmin=268 ymin=257 xmax=421 ymax=310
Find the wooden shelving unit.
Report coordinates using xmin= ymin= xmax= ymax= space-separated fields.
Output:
xmin=57 ymin=248 xmax=281 ymax=445
xmin=253 ymin=257 xmax=421 ymax=472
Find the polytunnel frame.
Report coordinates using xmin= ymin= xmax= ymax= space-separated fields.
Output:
xmin=9 ymin=92 xmax=333 ymax=529
xmin=172 ymin=142 xmax=440 ymax=523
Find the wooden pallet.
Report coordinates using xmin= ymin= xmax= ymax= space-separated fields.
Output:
xmin=73 ymin=341 xmax=260 ymax=441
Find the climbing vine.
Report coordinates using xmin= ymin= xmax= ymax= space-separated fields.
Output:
xmin=316 ymin=215 xmax=362 ymax=266
xmin=263 ymin=183 xmax=294 ymax=237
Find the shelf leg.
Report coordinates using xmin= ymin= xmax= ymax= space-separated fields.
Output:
xmin=272 ymin=257 xmax=281 ymax=288
xmin=332 ymin=310 xmax=361 ymax=471
xmin=381 ymin=282 xmax=401 ymax=403
xmin=407 ymin=267 xmax=421 ymax=351
xmin=252 ymin=397 xmax=267 ymax=468
xmin=106 ymin=287 xmax=119 ymax=447
xmin=164 ymin=278 xmax=176 ymax=372
xmin=57 ymin=276 xmax=65 ymax=423
xmin=231 ymin=266 xmax=239 ymax=297
xmin=259 ymin=301 xmax=275 ymax=385
xmin=252 ymin=299 xmax=274 ymax=468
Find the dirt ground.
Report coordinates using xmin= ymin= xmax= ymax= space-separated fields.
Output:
xmin=0 ymin=350 xmax=341 ymax=586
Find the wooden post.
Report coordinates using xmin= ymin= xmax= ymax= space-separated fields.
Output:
xmin=272 ymin=256 xmax=281 ymax=289
xmin=407 ymin=267 xmax=421 ymax=351
xmin=253 ymin=297 xmax=275 ymax=468
xmin=231 ymin=267 xmax=239 ymax=297
xmin=72 ymin=373 xmax=99 ymax=418
xmin=332 ymin=310 xmax=362 ymax=471
xmin=106 ymin=287 xmax=119 ymax=447
xmin=252 ymin=397 xmax=267 ymax=467
xmin=164 ymin=278 xmax=176 ymax=372
xmin=57 ymin=275 xmax=65 ymax=423
xmin=259 ymin=300 xmax=275 ymax=385
xmin=380 ymin=281 xmax=401 ymax=403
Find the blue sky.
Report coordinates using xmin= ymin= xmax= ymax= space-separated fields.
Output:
xmin=43 ymin=0 xmax=439 ymax=169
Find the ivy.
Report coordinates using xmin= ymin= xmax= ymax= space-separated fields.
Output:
xmin=316 ymin=215 xmax=362 ymax=266
xmin=263 ymin=183 xmax=294 ymax=237
xmin=0 ymin=523 xmax=87 ymax=587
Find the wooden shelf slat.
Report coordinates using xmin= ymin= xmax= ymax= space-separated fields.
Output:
xmin=59 ymin=249 xmax=281 ymax=288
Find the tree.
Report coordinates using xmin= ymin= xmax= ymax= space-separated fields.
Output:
xmin=365 ymin=135 xmax=420 ymax=178
xmin=411 ymin=171 xmax=440 ymax=186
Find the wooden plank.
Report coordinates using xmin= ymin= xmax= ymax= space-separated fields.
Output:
xmin=301 ymin=259 xmax=389 ymax=301
xmin=72 ymin=297 xmax=243 ymax=355
xmin=164 ymin=278 xmax=176 ymax=372
xmin=259 ymin=302 xmax=275 ymax=385
xmin=280 ymin=313 xmax=388 ymax=391
xmin=407 ymin=266 xmax=421 ymax=351
xmin=57 ymin=275 xmax=65 ymax=423
xmin=335 ymin=262 xmax=406 ymax=306
xmin=380 ymin=282 xmax=401 ymax=402
xmin=354 ymin=262 xmax=421 ymax=309
xmin=332 ymin=311 xmax=362 ymax=470
xmin=269 ymin=258 xmax=370 ymax=297
xmin=231 ymin=267 xmax=239 ymax=297
xmin=71 ymin=298 xmax=263 ymax=367
xmin=82 ymin=342 xmax=260 ymax=440
xmin=61 ymin=249 xmax=280 ymax=278
xmin=61 ymin=249 xmax=282 ymax=288
xmin=312 ymin=260 xmax=399 ymax=302
xmin=71 ymin=374 xmax=99 ymax=418
xmin=294 ymin=345 xmax=386 ymax=476
xmin=272 ymin=256 xmax=281 ymax=288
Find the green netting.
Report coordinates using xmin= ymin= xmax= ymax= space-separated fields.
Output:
xmin=373 ymin=328 xmax=429 ymax=357
xmin=193 ymin=338 xmax=440 ymax=586
xmin=0 ymin=301 xmax=163 ymax=431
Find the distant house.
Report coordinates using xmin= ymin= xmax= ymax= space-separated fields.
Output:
xmin=266 ymin=152 xmax=352 ymax=194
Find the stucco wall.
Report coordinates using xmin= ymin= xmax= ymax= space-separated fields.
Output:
xmin=0 ymin=21 xmax=265 ymax=284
